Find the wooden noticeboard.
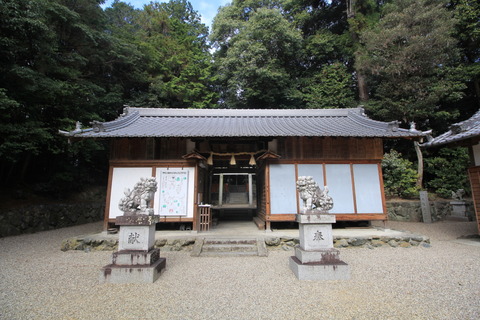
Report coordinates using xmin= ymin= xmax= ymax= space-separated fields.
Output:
xmin=158 ymin=170 xmax=189 ymax=216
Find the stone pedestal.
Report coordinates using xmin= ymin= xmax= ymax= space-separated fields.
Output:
xmin=289 ymin=214 xmax=349 ymax=280
xmin=448 ymin=201 xmax=469 ymax=221
xmin=100 ymin=215 xmax=166 ymax=284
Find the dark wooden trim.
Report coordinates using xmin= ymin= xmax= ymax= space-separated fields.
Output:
xmin=107 ymin=217 xmax=195 ymax=225
xmin=468 ymin=166 xmax=480 ymax=234
xmin=109 ymin=160 xmax=194 ymax=167
xmin=192 ymin=162 xmax=199 ymax=231
xmin=350 ymin=163 xmax=358 ymax=214
xmin=266 ymin=213 xmax=387 ymax=222
xmin=269 ymin=159 xmax=382 ymax=165
xmin=266 ymin=214 xmax=297 ymax=221
xmin=337 ymin=214 xmax=387 ymax=221
xmin=149 ymin=167 xmax=157 ymax=211
xmin=159 ymin=217 xmax=194 ymax=223
xmin=299 ymin=137 xmax=304 ymax=160
xmin=295 ymin=162 xmax=300 ymax=214
xmin=378 ymin=163 xmax=387 ymax=216
xmin=266 ymin=164 xmax=271 ymax=217
xmin=322 ymin=163 xmax=327 ymax=187
xmin=103 ymin=165 xmax=114 ymax=230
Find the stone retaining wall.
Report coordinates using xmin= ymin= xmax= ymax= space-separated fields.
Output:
xmin=2 ymin=199 xmax=472 ymax=238
xmin=387 ymin=200 xmax=474 ymax=222
xmin=60 ymin=234 xmax=431 ymax=252
xmin=0 ymin=202 xmax=104 ymax=238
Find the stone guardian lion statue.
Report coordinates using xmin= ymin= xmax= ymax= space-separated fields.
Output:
xmin=296 ymin=176 xmax=334 ymax=213
xmin=118 ymin=177 xmax=158 ymax=216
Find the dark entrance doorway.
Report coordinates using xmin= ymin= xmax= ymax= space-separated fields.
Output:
xmin=209 ymin=171 xmax=257 ymax=221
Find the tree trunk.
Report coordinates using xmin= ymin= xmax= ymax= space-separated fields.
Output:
xmin=348 ymin=0 xmax=369 ymax=102
xmin=19 ymin=153 xmax=32 ymax=183
xmin=357 ymin=72 xmax=369 ymax=102
xmin=414 ymin=141 xmax=423 ymax=189
xmin=474 ymin=77 xmax=480 ymax=107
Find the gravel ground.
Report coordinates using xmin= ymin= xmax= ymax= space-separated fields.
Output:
xmin=1 ymin=220 xmax=479 ymax=320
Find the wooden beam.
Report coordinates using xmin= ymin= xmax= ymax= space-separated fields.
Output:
xmin=103 ymin=165 xmax=114 ymax=230
xmin=266 ymin=214 xmax=387 ymax=222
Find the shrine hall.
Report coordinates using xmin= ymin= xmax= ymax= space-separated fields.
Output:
xmin=61 ymin=107 xmax=424 ymax=231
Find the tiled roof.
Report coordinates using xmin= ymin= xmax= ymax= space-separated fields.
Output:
xmin=422 ymin=110 xmax=480 ymax=147
xmin=60 ymin=107 xmax=424 ymax=139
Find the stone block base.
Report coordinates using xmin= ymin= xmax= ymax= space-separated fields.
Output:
xmin=113 ymin=249 xmax=160 ymax=265
xmin=294 ymin=247 xmax=341 ymax=264
xmin=100 ymin=257 xmax=166 ymax=284
xmin=289 ymin=256 xmax=350 ymax=280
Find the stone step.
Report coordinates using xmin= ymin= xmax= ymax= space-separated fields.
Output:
xmin=201 ymin=244 xmax=258 ymax=252
xmin=204 ymin=239 xmax=257 ymax=245
xmin=199 ymin=251 xmax=260 ymax=257
xmin=227 ymin=193 xmax=249 ymax=204
xmin=191 ymin=238 xmax=268 ymax=257
xmin=202 ymin=239 xmax=257 ymax=253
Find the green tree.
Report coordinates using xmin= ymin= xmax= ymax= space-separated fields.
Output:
xmin=347 ymin=0 xmax=382 ymax=102
xmin=450 ymin=0 xmax=480 ymax=113
xmin=382 ymin=150 xmax=419 ymax=198
xmin=0 ymin=0 xmax=219 ymax=193
xmin=133 ymin=0 xmax=217 ymax=108
xmin=282 ymin=0 xmax=349 ymax=37
xmin=356 ymin=0 xmax=466 ymax=189
xmin=284 ymin=0 xmax=356 ymax=108
xmin=357 ymin=0 xmax=464 ymax=126
xmin=212 ymin=3 xmax=303 ymax=108
xmin=302 ymin=63 xmax=355 ymax=109
xmin=0 ymin=0 xmax=116 ymax=189
xmin=424 ymin=147 xmax=470 ymax=198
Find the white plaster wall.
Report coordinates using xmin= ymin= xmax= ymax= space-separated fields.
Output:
xmin=473 ymin=143 xmax=480 ymax=166
xmin=269 ymin=163 xmax=384 ymax=214
xmin=109 ymin=167 xmax=153 ymax=219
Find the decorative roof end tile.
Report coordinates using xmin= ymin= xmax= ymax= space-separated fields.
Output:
xmin=388 ymin=121 xmax=399 ymax=132
xmin=91 ymin=120 xmax=104 ymax=132
xmin=450 ymin=124 xmax=463 ymax=134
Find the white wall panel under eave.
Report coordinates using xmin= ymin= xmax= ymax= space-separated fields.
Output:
xmin=109 ymin=167 xmax=153 ymax=219
xmin=353 ymin=164 xmax=384 ymax=213
xmin=269 ymin=164 xmax=297 ymax=214
xmin=268 ymin=163 xmax=384 ymax=216
xmin=325 ymin=164 xmax=355 ymax=214
xmin=473 ymin=143 xmax=480 ymax=166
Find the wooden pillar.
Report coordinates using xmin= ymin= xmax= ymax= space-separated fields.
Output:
xmin=468 ymin=166 xmax=480 ymax=234
xmin=248 ymin=174 xmax=253 ymax=206
xmin=219 ymin=174 xmax=224 ymax=206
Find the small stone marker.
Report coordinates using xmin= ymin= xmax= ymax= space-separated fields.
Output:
xmin=99 ymin=177 xmax=166 ymax=284
xmin=290 ymin=176 xmax=350 ymax=280
xmin=419 ymin=191 xmax=432 ymax=223
xmin=449 ymin=201 xmax=469 ymax=221
xmin=448 ymin=189 xmax=469 ymax=221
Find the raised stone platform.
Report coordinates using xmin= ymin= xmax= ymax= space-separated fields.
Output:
xmin=289 ymin=213 xmax=350 ymax=280
xmin=289 ymin=256 xmax=350 ymax=280
xmin=100 ymin=249 xmax=166 ymax=284
xmin=99 ymin=214 xmax=166 ymax=284
xmin=62 ymin=225 xmax=431 ymax=252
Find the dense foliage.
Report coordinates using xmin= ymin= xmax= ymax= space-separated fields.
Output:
xmin=0 ymin=0 xmax=479 ymax=198
xmin=382 ymin=150 xmax=419 ymax=199
xmin=424 ymin=147 xmax=471 ymax=198
xmin=0 ymin=0 xmax=216 ymax=193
